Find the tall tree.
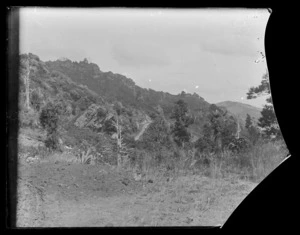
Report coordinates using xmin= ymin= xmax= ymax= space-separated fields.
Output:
xmin=112 ymin=101 xmax=126 ymax=168
xmin=39 ymin=102 xmax=62 ymax=150
xmin=244 ymin=114 xmax=260 ymax=145
xmin=247 ymin=72 xmax=282 ymax=139
xmin=171 ymin=99 xmax=192 ymax=148
xmin=20 ymin=55 xmax=31 ymax=110
xmin=245 ymin=114 xmax=253 ymax=129
xmin=195 ymin=104 xmax=238 ymax=153
xmin=207 ymin=109 xmax=237 ymax=151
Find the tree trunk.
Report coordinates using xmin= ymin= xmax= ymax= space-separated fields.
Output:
xmin=24 ymin=60 xmax=31 ymax=110
xmin=236 ymin=121 xmax=241 ymax=139
xmin=113 ymin=116 xmax=123 ymax=169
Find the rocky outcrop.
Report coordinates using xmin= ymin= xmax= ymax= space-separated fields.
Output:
xmin=74 ymin=104 xmax=107 ymax=129
xmin=134 ymin=115 xmax=152 ymax=141
xmin=74 ymin=103 xmax=152 ymax=140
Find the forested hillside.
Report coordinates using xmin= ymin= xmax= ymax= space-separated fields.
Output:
xmin=18 ymin=53 xmax=287 ymax=180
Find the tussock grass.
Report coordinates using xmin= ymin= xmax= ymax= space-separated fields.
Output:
xmin=201 ymin=140 xmax=288 ymax=182
xmin=40 ymin=152 xmax=79 ymax=163
xmin=244 ymin=140 xmax=289 ymax=182
xmin=127 ymin=139 xmax=289 ymax=183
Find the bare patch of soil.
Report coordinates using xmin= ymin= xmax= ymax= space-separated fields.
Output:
xmin=17 ymin=159 xmax=256 ymax=227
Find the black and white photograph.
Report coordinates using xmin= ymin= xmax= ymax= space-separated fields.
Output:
xmin=11 ymin=7 xmax=290 ymax=227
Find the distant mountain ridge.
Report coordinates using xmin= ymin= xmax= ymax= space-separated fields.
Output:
xmin=216 ymin=101 xmax=262 ymax=127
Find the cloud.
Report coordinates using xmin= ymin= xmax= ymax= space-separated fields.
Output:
xmin=199 ymin=34 xmax=259 ymax=58
xmin=111 ymin=41 xmax=171 ymax=68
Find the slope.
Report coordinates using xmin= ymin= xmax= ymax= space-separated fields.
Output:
xmin=216 ymin=101 xmax=262 ymax=127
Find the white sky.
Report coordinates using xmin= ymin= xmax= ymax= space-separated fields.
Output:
xmin=20 ymin=7 xmax=270 ymax=108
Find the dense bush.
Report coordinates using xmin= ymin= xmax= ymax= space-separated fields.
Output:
xmin=194 ymin=108 xmax=238 ymax=155
xmin=138 ymin=116 xmax=172 ymax=152
xmin=195 ymin=136 xmax=216 ymax=154
xmin=227 ymin=137 xmax=251 ymax=153
xmin=39 ymin=102 xmax=62 ymax=150
xmin=102 ymin=117 xmax=117 ymax=135
xmin=44 ymin=133 xmax=60 ymax=151
xmin=40 ymin=103 xmax=60 ymax=133
xmin=69 ymin=90 xmax=81 ymax=101
xmin=30 ymin=90 xmax=42 ymax=111
xmin=66 ymin=125 xmax=101 ymax=146
xmin=77 ymin=96 xmax=92 ymax=111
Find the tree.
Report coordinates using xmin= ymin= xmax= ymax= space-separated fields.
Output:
xmin=114 ymin=101 xmax=124 ymax=116
xmin=30 ymin=90 xmax=42 ymax=111
xmin=210 ymin=111 xmax=237 ymax=150
xmin=247 ymin=126 xmax=260 ymax=145
xmin=39 ymin=102 xmax=61 ymax=150
xmin=112 ymin=102 xmax=127 ymax=168
xmin=195 ymin=128 xmax=216 ymax=154
xmin=20 ymin=55 xmax=31 ymax=110
xmin=171 ymin=100 xmax=192 ymax=148
xmin=245 ymin=114 xmax=253 ymax=129
xmin=196 ymin=108 xmax=237 ymax=153
xmin=247 ymin=72 xmax=282 ymax=139
xmin=258 ymin=105 xmax=280 ymax=138
xmin=244 ymin=114 xmax=260 ymax=145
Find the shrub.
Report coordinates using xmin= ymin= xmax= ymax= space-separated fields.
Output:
xmin=39 ymin=102 xmax=62 ymax=150
xmin=126 ymin=109 xmax=133 ymax=117
xmin=19 ymin=108 xmax=39 ymax=129
xmin=227 ymin=137 xmax=251 ymax=153
xmin=44 ymin=133 xmax=60 ymax=151
xmin=195 ymin=136 xmax=216 ymax=154
xmin=148 ymin=111 xmax=158 ymax=119
xmin=103 ymin=117 xmax=117 ymax=135
xmin=139 ymin=116 xmax=172 ymax=152
xmin=70 ymin=90 xmax=81 ymax=101
xmin=40 ymin=103 xmax=60 ymax=133
xmin=77 ymin=97 xmax=91 ymax=111
xmin=30 ymin=90 xmax=42 ymax=111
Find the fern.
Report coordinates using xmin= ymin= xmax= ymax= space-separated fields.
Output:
xmin=84 ymin=156 xmax=91 ymax=164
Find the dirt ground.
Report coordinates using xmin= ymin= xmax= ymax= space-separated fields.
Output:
xmin=16 ymin=161 xmax=257 ymax=227
xmin=16 ymin=129 xmax=257 ymax=227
